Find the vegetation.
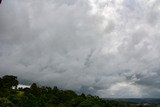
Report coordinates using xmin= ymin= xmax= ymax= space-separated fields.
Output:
xmin=0 ymin=75 xmax=159 ymax=107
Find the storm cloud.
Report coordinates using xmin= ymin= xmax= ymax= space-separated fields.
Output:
xmin=0 ymin=0 xmax=160 ymax=98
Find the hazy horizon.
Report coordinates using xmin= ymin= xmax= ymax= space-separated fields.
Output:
xmin=0 ymin=0 xmax=160 ymax=98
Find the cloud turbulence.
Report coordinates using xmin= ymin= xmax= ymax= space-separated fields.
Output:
xmin=0 ymin=0 xmax=160 ymax=98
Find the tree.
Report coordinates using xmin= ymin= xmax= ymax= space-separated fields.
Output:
xmin=78 ymin=99 xmax=99 ymax=107
xmin=0 ymin=77 xmax=2 ymax=90
xmin=21 ymin=94 xmax=44 ymax=107
xmin=2 ymin=75 xmax=19 ymax=90
xmin=30 ymin=83 xmax=38 ymax=90
xmin=80 ymin=93 xmax=86 ymax=98
xmin=30 ymin=83 xmax=40 ymax=96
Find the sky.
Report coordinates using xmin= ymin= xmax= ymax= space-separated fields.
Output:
xmin=0 ymin=0 xmax=160 ymax=98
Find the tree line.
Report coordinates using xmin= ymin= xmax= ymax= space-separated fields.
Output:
xmin=0 ymin=75 xmax=156 ymax=107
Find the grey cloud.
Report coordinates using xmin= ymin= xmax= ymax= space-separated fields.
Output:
xmin=0 ymin=0 xmax=160 ymax=98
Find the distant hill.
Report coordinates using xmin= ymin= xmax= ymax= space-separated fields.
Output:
xmin=105 ymin=98 xmax=160 ymax=105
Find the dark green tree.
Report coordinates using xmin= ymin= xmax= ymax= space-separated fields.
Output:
xmin=30 ymin=83 xmax=41 ymax=96
xmin=2 ymin=75 xmax=19 ymax=89
xmin=0 ymin=77 xmax=2 ymax=90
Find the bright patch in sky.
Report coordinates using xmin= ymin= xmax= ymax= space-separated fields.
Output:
xmin=18 ymin=84 xmax=30 ymax=89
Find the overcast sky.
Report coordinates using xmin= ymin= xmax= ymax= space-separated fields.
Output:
xmin=0 ymin=0 xmax=160 ymax=98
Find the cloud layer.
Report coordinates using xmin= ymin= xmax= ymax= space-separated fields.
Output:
xmin=0 ymin=0 xmax=160 ymax=98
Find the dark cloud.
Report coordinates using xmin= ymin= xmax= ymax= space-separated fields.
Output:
xmin=0 ymin=0 xmax=160 ymax=98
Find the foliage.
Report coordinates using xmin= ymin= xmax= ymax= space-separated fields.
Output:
xmin=0 ymin=75 xmax=159 ymax=107
xmin=1 ymin=75 xmax=18 ymax=89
